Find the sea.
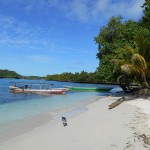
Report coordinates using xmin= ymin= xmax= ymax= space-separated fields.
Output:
xmin=0 ymin=78 xmax=117 ymax=132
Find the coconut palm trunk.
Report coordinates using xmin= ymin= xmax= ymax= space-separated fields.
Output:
xmin=142 ymin=71 xmax=150 ymax=88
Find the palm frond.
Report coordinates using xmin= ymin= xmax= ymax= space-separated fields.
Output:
xmin=112 ymin=59 xmax=126 ymax=66
xmin=124 ymin=46 xmax=135 ymax=54
xmin=121 ymin=46 xmax=135 ymax=63
xmin=121 ymin=64 xmax=138 ymax=75
xmin=131 ymin=54 xmax=147 ymax=70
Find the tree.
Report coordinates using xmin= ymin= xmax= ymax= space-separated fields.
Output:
xmin=140 ymin=0 xmax=150 ymax=29
xmin=113 ymin=46 xmax=150 ymax=88
xmin=95 ymin=16 xmax=140 ymax=82
xmin=136 ymin=33 xmax=150 ymax=70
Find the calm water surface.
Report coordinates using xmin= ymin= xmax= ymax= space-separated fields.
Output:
xmin=0 ymin=78 xmax=116 ymax=131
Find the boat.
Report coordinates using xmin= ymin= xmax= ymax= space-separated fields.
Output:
xmin=9 ymin=82 xmax=69 ymax=95
xmin=64 ymin=86 xmax=113 ymax=92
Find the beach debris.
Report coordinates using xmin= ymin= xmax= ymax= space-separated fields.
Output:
xmin=138 ymin=134 xmax=150 ymax=145
xmin=62 ymin=117 xmax=67 ymax=127
xmin=109 ymin=96 xmax=126 ymax=109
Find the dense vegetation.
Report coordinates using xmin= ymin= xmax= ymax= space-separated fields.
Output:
xmin=25 ymin=76 xmax=44 ymax=80
xmin=95 ymin=0 xmax=150 ymax=88
xmin=46 ymin=71 xmax=101 ymax=83
xmin=0 ymin=69 xmax=43 ymax=80
xmin=0 ymin=69 xmax=22 ymax=79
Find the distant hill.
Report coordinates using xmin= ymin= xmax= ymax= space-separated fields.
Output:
xmin=0 ymin=69 xmax=45 ymax=79
xmin=25 ymin=76 xmax=44 ymax=80
xmin=0 ymin=69 xmax=22 ymax=79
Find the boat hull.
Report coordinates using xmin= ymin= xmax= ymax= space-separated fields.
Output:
xmin=9 ymin=86 xmax=69 ymax=95
xmin=65 ymin=86 xmax=112 ymax=92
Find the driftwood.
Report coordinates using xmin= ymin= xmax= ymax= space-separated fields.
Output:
xmin=109 ymin=96 xmax=126 ymax=109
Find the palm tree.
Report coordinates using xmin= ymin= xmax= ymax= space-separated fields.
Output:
xmin=113 ymin=46 xmax=150 ymax=88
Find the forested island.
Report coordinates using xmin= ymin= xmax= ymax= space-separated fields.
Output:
xmin=0 ymin=69 xmax=22 ymax=79
xmin=0 ymin=69 xmax=101 ymax=83
xmin=45 ymin=71 xmax=101 ymax=83
xmin=0 ymin=69 xmax=102 ymax=83
xmin=0 ymin=69 xmax=43 ymax=80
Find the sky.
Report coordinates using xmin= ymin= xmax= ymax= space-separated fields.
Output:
xmin=0 ymin=0 xmax=144 ymax=76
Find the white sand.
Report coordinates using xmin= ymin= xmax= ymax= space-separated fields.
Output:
xmin=1 ymin=96 xmax=150 ymax=150
xmin=127 ymin=98 xmax=150 ymax=115
xmin=127 ymin=98 xmax=150 ymax=134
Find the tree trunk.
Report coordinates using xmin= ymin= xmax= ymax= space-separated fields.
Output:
xmin=142 ymin=72 xmax=150 ymax=88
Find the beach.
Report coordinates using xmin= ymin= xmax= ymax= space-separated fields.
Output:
xmin=0 ymin=95 xmax=150 ymax=150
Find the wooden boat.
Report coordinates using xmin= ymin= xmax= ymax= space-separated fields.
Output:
xmin=64 ymin=86 xmax=113 ymax=92
xmin=9 ymin=82 xmax=69 ymax=95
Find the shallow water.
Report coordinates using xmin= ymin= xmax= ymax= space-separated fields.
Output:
xmin=0 ymin=78 xmax=116 ymax=131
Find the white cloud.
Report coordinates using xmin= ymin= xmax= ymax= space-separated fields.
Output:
xmin=127 ymin=0 xmax=144 ymax=19
xmin=0 ymin=15 xmax=85 ymax=54
xmin=90 ymin=0 xmax=144 ymax=22
xmin=0 ymin=0 xmax=144 ymax=55
xmin=0 ymin=0 xmax=144 ymax=22
xmin=92 ymin=0 xmax=110 ymax=18
xmin=68 ymin=0 xmax=89 ymax=22
xmin=0 ymin=16 xmax=55 ymax=50
xmin=58 ymin=0 xmax=142 ymax=22
xmin=44 ymin=0 xmax=144 ymax=22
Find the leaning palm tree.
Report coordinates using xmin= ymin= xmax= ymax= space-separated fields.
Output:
xmin=113 ymin=46 xmax=150 ymax=88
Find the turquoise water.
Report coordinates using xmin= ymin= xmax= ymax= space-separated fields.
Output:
xmin=0 ymin=79 xmax=116 ymax=131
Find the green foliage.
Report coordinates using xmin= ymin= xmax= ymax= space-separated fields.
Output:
xmin=95 ymin=16 xmax=141 ymax=82
xmin=95 ymin=55 xmax=118 ymax=82
xmin=95 ymin=0 xmax=150 ymax=84
xmin=141 ymin=0 xmax=150 ymax=29
xmin=0 ymin=69 xmax=44 ymax=80
xmin=135 ymin=31 xmax=150 ymax=70
xmin=113 ymin=46 xmax=149 ymax=88
xmin=46 ymin=71 xmax=101 ymax=83
xmin=0 ymin=69 xmax=22 ymax=78
xmin=25 ymin=76 xmax=44 ymax=80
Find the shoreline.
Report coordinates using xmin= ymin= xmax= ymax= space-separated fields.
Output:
xmin=0 ymin=96 xmax=103 ymax=143
xmin=0 ymin=94 xmax=150 ymax=149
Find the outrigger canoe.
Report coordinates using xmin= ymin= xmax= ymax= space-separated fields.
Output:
xmin=64 ymin=86 xmax=113 ymax=92
xmin=9 ymin=82 xmax=69 ymax=95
